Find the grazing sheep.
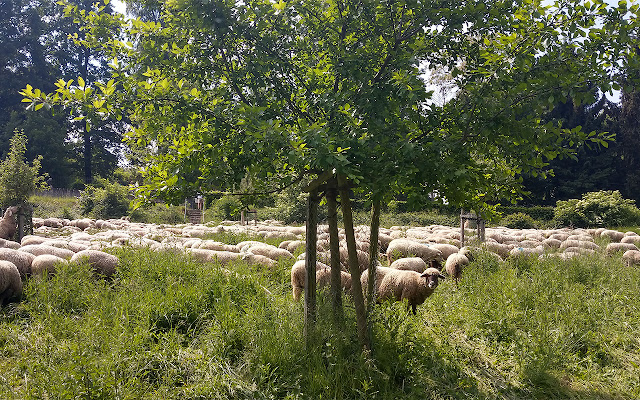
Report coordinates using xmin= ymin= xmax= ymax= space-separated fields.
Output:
xmin=0 ymin=260 xmax=22 ymax=305
xmin=70 ymin=250 xmax=119 ymax=277
xmin=390 ymin=257 xmax=427 ymax=273
xmin=290 ymin=259 xmax=330 ymax=300
xmin=31 ymin=254 xmax=68 ymax=277
xmin=241 ymin=252 xmax=277 ymax=268
xmin=360 ymin=266 xmax=393 ymax=297
xmin=243 ymin=244 xmax=294 ymax=262
xmin=605 ymin=242 xmax=638 ymax=255
xmin=316 ymin=268 xmax=352 ymax=295
xmin=0 ymin=206 xmax=19 ymax=240
xmin=188 ymin=249 xmax=242 ymax=265
xmin=386 ymin=239 xmax=443 ymax=265
xmin=0 ymin=248 xmax=35 ymax=278
xmin=622 ymin=250 xmax=640 ymax=267
xmin=0 ymin=238 xmax=20 ymax=250
xmin=377 ymin=267 xmax=446 ymax=314
xmin=445 ymin=253 xmax=470 ymax=286
xmin=17 ymin=244 xmax=75 ymax=260
xmin=429 ymin=243 xmax=459 ymax=260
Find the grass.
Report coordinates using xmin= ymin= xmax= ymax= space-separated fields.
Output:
xmin=1 ymin=246 xmax=639 ymax=399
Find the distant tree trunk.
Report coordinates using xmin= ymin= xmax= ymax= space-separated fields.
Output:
xmin=337 ymin=174 xmax=369 ymax=350
xmin=326 ymin=179 xmax=343 ymax=321
xmin=83 ymin=126 xmax=92 ymax=184
xmin=304 ymin=188 xmax=320 ymax=345
xmin=366 ymin=196 xmax=381 ymax=332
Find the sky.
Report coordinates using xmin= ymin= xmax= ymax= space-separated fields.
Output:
xmin=112 ymin=0 xmax=127 ymax=15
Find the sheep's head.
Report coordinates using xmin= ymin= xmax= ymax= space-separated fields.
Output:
xmin=421 ymin=267 xmax=446 ymax=289
xmin=3 ymin=206 xmax=19 ymax=219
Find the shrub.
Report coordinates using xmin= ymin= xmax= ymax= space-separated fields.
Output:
xmin=0 ymin=130 xmax=48 ymax=208
xmin=501 ymin=212 xmax=538 ymax=229
xmin=552 ymin=190 xmax=640 ymax=228
xmin=78 ymin=179 xmax=131 ymax=219
xmin=214 ymin=195 xmax=242 ymax=220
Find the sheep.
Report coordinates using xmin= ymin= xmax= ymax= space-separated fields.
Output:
xmin=316 ymin=268 xmax=352 ymax=295
xmin=605 ymin=242 xmax=638 ymax=255
xmin=290 ymin=259 xmax=330 ymax=300
xmin=445 ymin=253 xmax=470 ymax=286
xmin=0 ymin=260 xmax=22 ymax=305
xmin=17 ymin=244 xmax=75 ymax=260
xmin=386 ymin=239 xmax=443 ymax=265
xmin=0 ymin=238 xmax=20 ymax=250
xmin=389 ymin=257 xmax=427 ymax=273
xmin=0 ymin=248 xmax=35 ymax=278
xmin=31 ymin=254 xmax=68 ymax=277
xmin=70 ymin=250 xmax=119 ymax=277
xmin=242 ymin=244 xmax=294 ymax=262
xmin=377 ymin=267 xmax=446 ymax=315
xmin=0 ymin=206 xmax=19 ymax=240
xmin=188 ymin=249 xmax=242 ymax=265
xmin=622 ymin=250 xmax=640 ymax=267
xmin=241 ymin=252 xmax=277 ymax=268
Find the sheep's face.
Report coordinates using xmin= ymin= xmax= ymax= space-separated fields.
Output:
xmin=4 ymin=206 xmax=18 ymax=218
xmin=421 ymin=268 xmax=446 ymax=289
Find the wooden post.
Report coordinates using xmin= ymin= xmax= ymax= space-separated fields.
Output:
xmin=366 ymin=196 xmax=381 ymax=347
xmin=304 ymin=189 xmax=319 ymax=344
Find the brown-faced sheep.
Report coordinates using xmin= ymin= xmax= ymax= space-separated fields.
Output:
xmin=0 ymin=206 xmax=19 ymax=240
xmin=377 ymin=267 xmax=446 ymax=314
xmin=0 ymin=260 xmax=22 ymax=305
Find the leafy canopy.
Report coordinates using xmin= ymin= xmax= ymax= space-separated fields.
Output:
xmin=21 ymin=0 xmax=640 ymax=213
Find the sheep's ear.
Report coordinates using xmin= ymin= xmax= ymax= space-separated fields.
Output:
xmin=438 ymin=273 xmax=446 ymax=280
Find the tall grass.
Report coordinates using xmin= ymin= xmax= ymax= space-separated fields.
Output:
xmin=1 ymin=247 xmax=639 ymax=399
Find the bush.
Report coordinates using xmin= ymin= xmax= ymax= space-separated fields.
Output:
xmin=78 ymin=179 xmax=131 ymax=219
xmin=552 ymin=190 xmax=640 ymax=228
xmin=0 ymin=130 xmax=48 ymax=208
xmin=500 ymin=212 xmax=538 ymax=229
xmin=214 ymin=195 xmax=242 ymax=220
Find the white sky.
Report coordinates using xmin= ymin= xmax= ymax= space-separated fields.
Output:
xmin=111 ymin=0 xmax=127 ymax=15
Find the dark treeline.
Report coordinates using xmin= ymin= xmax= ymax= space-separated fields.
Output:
xmin=0 ymin=0 xmax=124 ymax=188
xmin=1 ymin=0 xmax=639 ymax=205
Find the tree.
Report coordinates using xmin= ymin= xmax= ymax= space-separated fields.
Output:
xmin=22 ymin=0 xmax=639 ymax=349
xmin=0 ymin=130 xmax=48 ymax=209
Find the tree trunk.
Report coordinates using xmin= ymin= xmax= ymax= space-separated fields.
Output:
xmin=83 ymin=127 xmax=92 ymax=184
xmin=337 ymin=174 xmax=369 ymax=350
xmin=366 ymin=196 xmax=381 ymax=316
xmin=304 ymin=188 xmax=320 ymax=345
xmin=326 ymin=180 xmax=343 ymax=321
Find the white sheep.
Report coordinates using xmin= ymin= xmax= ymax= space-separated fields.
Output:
xmin=290 ymin=259 xmax=330 ymax=300
xmin=0 ymin=248 xmax=35 ymax=278
xmin=389 ymin=257 xmax=427 ymax=273
xmin=316 ymin=268 xmax=352 ymax=295
xmin=70 ymin=250 xmax=119 ymax=277
xmin=377 ymin=267 xmax=446 ymax=314
xmin=386 ymin=239 xmax=443 ymax=265
xmin=605 ymin=242 xmax=638 ymax=255
xmin=31 ymin=254 xmax=68 ymax=277
xmin=360 ymin=266 xmax=393 ymax=297
xmin=0 ymin=206 xmax=19 ymax=240
xmin=188 ymin=249 xmax=242 ymax=265
xmin=445 ymin=253 xmax=470 ymax=286
xmin=18 ymin=244 xmax=75 ymax=260
xmin=0 ymin=260 xmax=22 ymax=305
xmin=242 ymin=244 xmax=294 ymax=262
xmin=622 ymin=249 xmax=640 ymax=267
xmin=0 ymin=238 xmax=20 ymax=250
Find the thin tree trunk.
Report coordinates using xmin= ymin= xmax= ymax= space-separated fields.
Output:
xmin=326 ymin=179 xmax=343 ymax=321
xmin=366 ymin=196 xmax=381 ymax=316
xmin=83 ymin=127 xmax=92 ymax=184
xmin=337 ymin=174 xmax=369 ymax=350
xmin=304 ymin=188 xmax=320 ymax=345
